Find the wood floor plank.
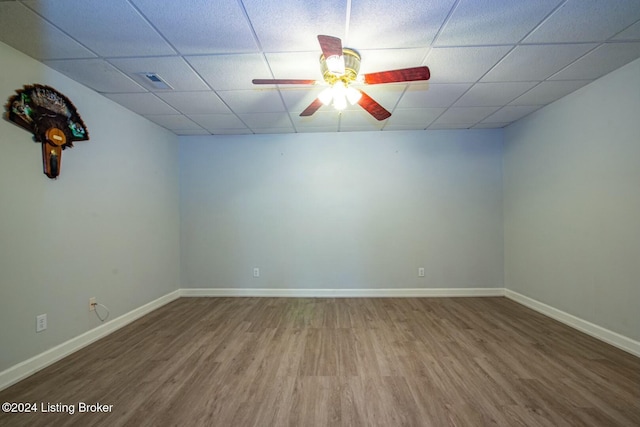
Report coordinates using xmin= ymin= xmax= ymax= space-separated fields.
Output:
xmin=0 ymin=297 xmax=638 ymax=426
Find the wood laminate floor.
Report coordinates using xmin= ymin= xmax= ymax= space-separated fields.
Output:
xmin=0 ymin=297 xmax=638 ymax=426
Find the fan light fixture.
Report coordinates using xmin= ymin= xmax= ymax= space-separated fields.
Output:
xmin=318 ymin=84 xmax=362 ymax=110
xmin=252 ymin=35 xmax=431 ymax=121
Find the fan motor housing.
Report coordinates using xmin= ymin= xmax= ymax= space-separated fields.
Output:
xmin=320 ymin=48 xmax=361 ymax=85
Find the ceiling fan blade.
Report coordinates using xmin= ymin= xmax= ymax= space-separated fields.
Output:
xmin=357 ymin=90 xmax=391 ymax=121
xmin=317 ymin=35 xmax=343 ymax=59
xmin=363 ymin=66 xmax=431 ymax=84
xmin=300 ymin=98 xmax=324 ymax=117
xmin=252 ymin=79 xmax=317 ymax=85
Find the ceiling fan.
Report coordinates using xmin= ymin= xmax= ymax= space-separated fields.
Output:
xmin=252 ymin=35 xmax=430 ymax=121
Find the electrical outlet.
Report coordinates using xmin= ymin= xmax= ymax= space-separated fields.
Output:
xmin=89 ymin=297 xmax=96 ymax=311
xmin=36 ymin=314 xmax=47 ymax=332
xmin=418 ymin=267 xmax=425 ymax=277
xmin=253 ymin=267 xmax=260 ymax=278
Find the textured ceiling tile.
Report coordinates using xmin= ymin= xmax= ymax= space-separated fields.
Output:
xmin=428 ymin=123 xmax=475 ymax=130
xmin=218 ymin=90 xmax=286 ymax=113
xmin=130 ymin=0 xmax=258 ymax=54
xmin=482 ymin=105 xmax=542 ymax=123
xmin=156 ymin=92 xmax=231 ymax=114
xmin=264 ymin=52 xmax=324 ymax=81
xmin=453 ymin=82 xmax=538 ymax=107
xmin=424 ymin=46 xmax=512 ymax=83
xmin=252 ymin=127 xmax=295 ymax=134
xmin=509 ymin=80 xmax=590 ymax=106
xmin=290 ymin=112 xmax=339 ymax=130
xmin=524 ymin=0 xmax=640 ymax=43
xmin=472 ymin=122 xmax=510 ymax=129
xmin=396 ymin=83 xmax=470 ymax=108
xmin=481 ymin=44 xmax=597 ymax=82
xmin=210 ymin=129 xmax=254 ymax=135
xmin=174 ymin=129 xmax=211 ymax=135
xmin=383 ymin=108 xmax=445 ymax=127
xmin=143 ymin=114 xmax=205 ymax=131
xmin=188 ymin=114 xmax=249 ymax=132
xmin=242 ymin=0 xmax=346 ymax=52
xmin=436 ymin=0 xmax=562 ymax=46
xmin=339 ymin=110 xmax=386 ymax=130
xmin=186 ymin=54 xmax=271 ymax=90
xmin=43 ymin=59 xmax=146 ymax=93
xmin=24 ymin=0 xmax=175 ymax=57
xmin=348 ymin=0 xmax=457 ymax=49
xmin=280 ymin=89 xmax=325 ymax=113
xmin=108 ymin=57 xmax=209 ymax=92
xmin=0 ymin=2 xmax=96 ymax=60
xmin=549 ymin=42 xmax=640 ymax=80
xmin=238 ymin=112 xmax=293 ymax=129
xmin=613 ymin=20 xmax=640 ymax=40
xmin=433 ymin=106 xmax=499 ymax=124
xmin=104 ymin=93 xmax=178 ymax=115
xmin=357 ymin=48 xmax=430 ymax=75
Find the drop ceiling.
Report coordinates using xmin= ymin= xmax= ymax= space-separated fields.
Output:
xmin=1 ymin=0 xmax=639 ymax=135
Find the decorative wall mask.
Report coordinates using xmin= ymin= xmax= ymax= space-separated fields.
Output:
xmin=4 ymin=84 xmax=89 ymax=179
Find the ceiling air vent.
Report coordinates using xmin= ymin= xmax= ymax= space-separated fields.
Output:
xmin=136 ymin=72 xmax=173 ymax=90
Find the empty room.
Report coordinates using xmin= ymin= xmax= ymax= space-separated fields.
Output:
xmin=1 ymin=0 xmax=639 ymax=426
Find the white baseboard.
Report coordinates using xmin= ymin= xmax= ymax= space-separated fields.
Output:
xmin=0 ymin=290 xmax=180 ymax=392
xmin=180 ymin=287 xmax=505 ymax=298
xmin=3 ymin=287 xmax=637 ymax=392
xmin=505 ymin=289 xmax=640 ymax=358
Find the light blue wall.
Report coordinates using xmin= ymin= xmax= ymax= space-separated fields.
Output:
xmin=0 ymin=42 xmax=181 ymax=371
xmin=504 ymin=58 xmax=640 ymax=341
xmin=180 ymin=130 xmax=504 ymax=290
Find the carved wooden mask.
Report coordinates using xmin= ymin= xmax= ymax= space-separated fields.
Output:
xmin=5 ymin=84 xmax=89 ymax=179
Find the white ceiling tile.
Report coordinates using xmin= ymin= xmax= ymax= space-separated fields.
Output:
xmin=218 ymin=90 xmax=285 ymax=113
xmin=549 ymin=42 xmax=640 ymax=80
xmin=264 ymin=51 xmax=325 ymax=81
xmin=509 ymin=80 xmax=590 ymax=106
xmin=433 ymin=107 xmax=499 ymax=125
xmin=383 ymin=125 xmax=427 ymax=131
xmin=428 ymin=123 xmax=475 ymax=130
xmin=239 ymin=112 xmax=293 ymax=129
xmin=241 ymin=0 xmax=346 ymax=52
xmin=130 ymin=0 xmax=259 ymax=54
xmin=396 ymin=83 xmax=470 ymax=108
xmin=290 ymin=112 xmax=339 ymax=131
xmin=280 ymin=88 xmax=325 ymax=113
xmin=23 ymin=0 xmax=175 ymax=57
xmin=143 ymin=114 xmax=204 ymax=131
xmin=104 ymin=93 xmax=178 ymax=115
xmin=357 ymin=48 xmax=430 ymax=75
xmin=454 ymin=82 xmax=538 ymax=107
xmin=472 ymin=123 xmax=510 ymax=129
xmin=482 ymin=105 xmax=542 ymax=123
xmin=43 ymin=59 xmax=146 ymax=93
xmin=481 ymin=44 xmax=597 ymax=82
xmin=424 ymin=46 xmax=512 ymax=83
xmin=339 ymin=110 xmax=386 ymax=130
xmin=186 ymin=54 xmax=271 ymax=90
xmin=384 ymin=108 xmax=445 ymax=127
xmin=348 ymin=0 xmax=457 ymax=49
xmin=175 ymin=129 xmax=211 ymax=136
xmin=212 ymin=129 xmax=254 ymax=135
xmin=188 ymin=114 xmax=249 ymax=132
xmin=108 ymin=57 xmax=209 ymax=92
xmin=0 ymin=2 xmax=96 ymax=60
xmin=356 ymin=85 xmax=407 ymax=112
xmin=524 ymin=0 xmax=640 ymax=43
xmin=436 ymin=0 xmax=562 ymax=46
xmin=155 ymin=92 xmax=231 ymax=114
xmin=613 ymin=20 xmax=640 ymax=40
xmin=252 ymin=127 xmax=295 ymax=134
